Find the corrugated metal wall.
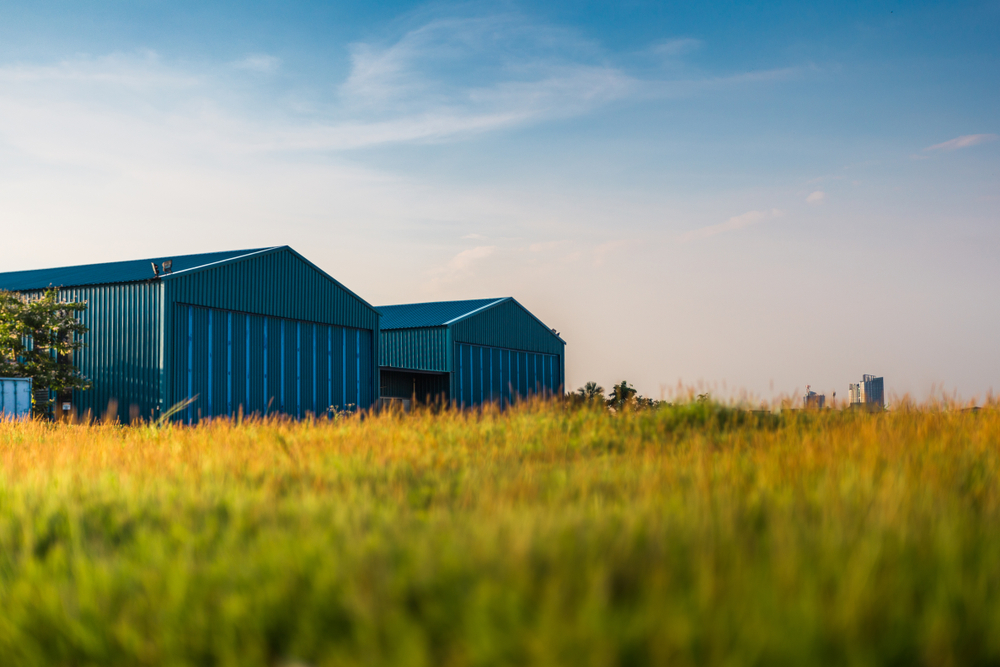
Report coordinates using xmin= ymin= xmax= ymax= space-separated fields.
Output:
xmin=451 ymin=299 xmax=563 ymax=355
xmin=453 ymin=343 xmax=561 ymax=407
xmin=20 ymin=247 xmax=380 ymax=423
xmin=379 ymin=327 xmax=449 ymax=372
xmin=29 ymin=283 xmax=162 ymax=422
xmin=165 ymin=249 xmax=378 ymax=330
xmin=173 ymin=304 xmax=374 ymax=421
xmin=163 ymin=248 xmax=380 ymax=417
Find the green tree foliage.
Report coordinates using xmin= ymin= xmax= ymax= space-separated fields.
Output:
xmin=0 ymin=289 xmax=91 ymax=416
xmin=606 ymin=380 xmax=637 ymax=411
xmin=607 ymin=380 xmax=661 ymax=412
xmin=576 ymin=381 xmax=605 ymax=402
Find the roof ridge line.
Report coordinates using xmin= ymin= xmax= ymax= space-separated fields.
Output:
xmin=442 ymin=297 xmax=509 ymax=325
xmin=162 ymin=247 xmax=281 ymax=278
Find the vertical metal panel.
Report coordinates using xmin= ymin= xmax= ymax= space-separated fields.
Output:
xmin=207 ymin=310 xmax=213 ymax=416
xmin=295 ymin=321 xmax=301 ymax=417
xmin=311 ymin=324 xmax=317 ymax=416
xmin=226 ymin=312 xmax=233 ymax=415
xmin=228 ymin=311 xmax=245 ymax=415
xmin=246 ymin=314 xmax=267 ymax=415
xmin=359 ymin=329 xmax=373 ymax=410
xmin=267 ymin=317 xmax=282 ymax=414
xmin=186 ymin=306 xmax=193 ymax=423
xmin=280 ymin=319 xmax=286 ymax=413
xmin=532 ymin=353 xmax=538 ymax=395
xmin=190 ymin=307 xmax=211 ymax=420
xmin=344 ymin=328 xmax=356 ymax=409
xmin=325 ymin=326 xmax=332 ymax=411
xmin=171 ymin=305 xmax=374 ymax=420
xmin=244 ymin=314 xmax=250 ymax=412
xmin=444 ymin=344 xmax=560 ymax=407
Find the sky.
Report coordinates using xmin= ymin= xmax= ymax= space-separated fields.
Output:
xmin=0 ymin=0 xmax=997 ymax=403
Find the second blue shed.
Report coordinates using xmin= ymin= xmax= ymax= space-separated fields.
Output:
xmin=378 ymin=298 xmax=565 ymax=407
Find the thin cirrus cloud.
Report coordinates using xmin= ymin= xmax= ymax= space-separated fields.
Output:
xmin=806 ymin=190 xmax=826 ymax=204
xmin=231 ymin=54 xmax=282 ymax=74
xmin=423 ymin=245 xmax=499 ymax=289
xmin=650 ymin=38 xmax=703 ymax=57
xmin=0 ymin=9 xmax=808 ymax=166
xmin=448 ymin=245 xmax=497 ymax=271
xmin=334 ymin=14 xmax=639 ymax=145
xmin=924 ymin=134 xmax=998 ymax=152
xmin=330 ymin=13 xmax=800 ymax=149
xmin=680 ymin=209 xmax=784 ymax=242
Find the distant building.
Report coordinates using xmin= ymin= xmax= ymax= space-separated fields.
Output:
xmin=849 ymin=375 xmax=884 ymax=409
xmin=378 ymin=298 xmax=565 ymax=408
xmin=803 ymin=386 xmax=825 ymax=409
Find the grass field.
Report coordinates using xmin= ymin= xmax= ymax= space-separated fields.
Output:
xmin=0 ymin=400 xmax=998 ymax=666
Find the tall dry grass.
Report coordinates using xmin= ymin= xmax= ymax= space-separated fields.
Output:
xmin=0 ymin=400 xmax=998 ymax=666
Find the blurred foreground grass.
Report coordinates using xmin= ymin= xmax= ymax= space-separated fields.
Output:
xmin=1 ymin=401 xmax=999 ymax=666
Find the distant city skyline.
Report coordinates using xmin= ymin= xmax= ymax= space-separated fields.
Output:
xmin=0 ymin=1 xmax=997 ymax=402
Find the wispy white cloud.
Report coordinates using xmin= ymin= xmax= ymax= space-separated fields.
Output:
xmin=650 ymin=38 xmax=702 ymax=57
xmin=681 ymin=209 xmax=784 ymax=241
xmin=806 ymin=191 xmax=826 ymax=204
xmin=924 ymin=134 xmax=998 ymax=152
xmin=592 ymin=239 xmax=630 ymax=266
xmin=421 ymin=244 xmax=499 ymax=289
xmin=333 ymin=14 xmax=639 ymax=146
xmin=0 ymin=51 xmax=199 ymax=88
xmin=0 ymin=8 xmax=815 ymax=212
xmin=231 ymin=54 xmax=281 ymax=74
xmin=448 ymin=245 xmax=496 ymax=271
xmin=0 ymin=10 xmax=807 ymax=161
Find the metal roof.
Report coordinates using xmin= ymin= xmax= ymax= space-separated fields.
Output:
xmin=0 ymin=248 xmax=277 ymax=291
xmin=378 ymin=298 xmax=508 ymax=330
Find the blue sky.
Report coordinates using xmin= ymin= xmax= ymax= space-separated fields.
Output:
xmin=0 ymin=1 xmax=997 ymax=402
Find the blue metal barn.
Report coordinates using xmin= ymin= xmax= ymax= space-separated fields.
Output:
xmin=0 ymin=247 xmax=380 ymax=422
xmin=378 ymin=298 xmax=566 ymax=407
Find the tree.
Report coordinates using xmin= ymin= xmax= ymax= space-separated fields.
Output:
xmin=0 ymin=289 xmax=91 ymax=417
xmin=606 ymin=380 xmax=661 ymax=412
xmin=606 ymin=380 xmax=637 ymax=411
xmin=575 ymin=381 xmax=605 ymax=402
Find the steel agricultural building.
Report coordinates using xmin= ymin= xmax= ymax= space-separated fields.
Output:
xmin=378 ymin=298 xmax=566 ymax=407
xmin=0 ymin=247 xmax=380 ymax=422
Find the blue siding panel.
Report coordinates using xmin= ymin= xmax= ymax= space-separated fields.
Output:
xmin=172 ymin=304 xmax=373 ymax=420
xmin=449 ymin=343 xmax=560 ymax=408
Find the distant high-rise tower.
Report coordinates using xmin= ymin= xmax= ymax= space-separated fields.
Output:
xmin=803 ymin=385 xmax=825 ymax=409
xmin=849 ymin=375 xmax=884 ymax=409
